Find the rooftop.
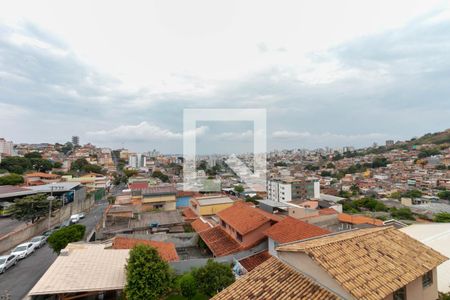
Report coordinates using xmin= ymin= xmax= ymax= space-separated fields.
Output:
xmin=338 ymin=213 xmax=384 ymax=226
xmin=194 ymin=195 xmax=234 ymax=206
xmin=198 ymin=226 xmax=241 ymax=257
xmin=28 ymin=244 xmax=129 ymax=296
xmin=277 ymin=227 xmax=448 ymax=300
xmin=212 ymin=257 xmax=339 ymax=300
xmin=238 ymin=250 xmax=271 ymax=272
xmin=142 ymin=185 xmax=177 ymax=196
xmin=263 ymin=216 xmax=331 ymax=244
xmin=112 ymin=236 xmax=179 ymax=262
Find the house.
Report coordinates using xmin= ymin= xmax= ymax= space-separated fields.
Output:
xmin=277 ymin=227 xmax=447 ymax=300
xmin=263 ymin=216 xmax=330 ymax=256
xmin=189 ymin=195 xmax=234 ymax=216
xmin=212 ymin=257 xmax=339 ymax=300
xmin=28 ymin=243 xmax=129 ymax=299
xmin=24 ymin=172 xmax=60 ymax=186
xmin=141 ymin=185 xmax=177 ymax=211
xmin=194 ymin=202 xmax=283 ymax=257
xmin=216 ymin=202 xmax=282 ymax=249
xmin=63 ymin=173 xmax=109 ymax=191
xmin=401 ymin=223 xmax=450 ymax=293
xmin=112 ymin=236 xmax=179 ymax=262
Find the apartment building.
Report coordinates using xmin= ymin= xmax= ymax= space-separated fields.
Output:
xmin=267 ymin=178 xmax=320 ymax=202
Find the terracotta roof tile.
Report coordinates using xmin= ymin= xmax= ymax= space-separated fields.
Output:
xmin=191 ymin=218 xmax=213 ymax=233
xmin=319 ymin=208 xmax=338 ymax=215
xmin=277 ymin=227 xmax=448 ymax=300
xmin=212 ymin=257 xmax=339 ymax=300
xmin=182 ymin=207 xmax=198 ymax=221
xmin=217 ymin=202 xmax=274 ymax=235
xmin=338 ymin=213 xmax=384 ymax=226
xmin=112 ymin=236 xmax=179 ymax=262
xmin=238 ymin=251 xmax=271 ymax=272
xmin=198 ymin=226 xmax=241 ymax=257
xmin=263 ymin=216 xmax=330 ymax=244
xmin=25 ymin=172 xmax=60 ymax=179
xmin=128 ymin=181 xmax=149 ymax=190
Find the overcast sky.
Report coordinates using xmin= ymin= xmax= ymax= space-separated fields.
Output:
xmin=0 ymin=0 xmax=449 ymax=154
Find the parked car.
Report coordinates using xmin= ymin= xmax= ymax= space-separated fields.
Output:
xmin=0 ymin=254 xmax=17 ymax=274
xmin=77 ymin=212 xmax=86 ymax=219
xmin=70 ymin=214 xmax=80 ymax=223
xmin=11 ymin=243 xmax=35 ymax=259
xmin=30 ymin=236 xmax=47 ymax=248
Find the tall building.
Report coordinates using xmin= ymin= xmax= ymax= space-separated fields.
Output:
xmin=72 ymin=136 xmax=80 ymax=146
xmin=0 ymin=138 xmax=14 ymax=155
xmin=267 ymin=178 xmax=320 ymax=202
xmin=386 ymin=140 xmax=395 ymax=147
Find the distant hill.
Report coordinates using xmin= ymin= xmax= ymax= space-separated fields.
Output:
xmin=406 ymin=129 xmax=450 ymax=146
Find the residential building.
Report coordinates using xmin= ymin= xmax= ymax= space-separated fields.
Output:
xmin=267 ymin=178 xmax=320 ymax=202
xmin=62 ymin=173 xmax=109 ymax=191
xmin=71 ymin=136 xmax=79 ymax=146
xmin=112 ymin=236 xmax=179 ymax=262
xmin=263 ymin=216 xmax=330 ymax=256
xmin=189 ymin=195 xmax=234 ymax=216
xmin=0 ymin=138 xmax=14 ymax=156
xmin=24 ymin=172 xmax=61 ymax=186
xmin=140 ymin=185 xmax=177 ymax=211
xmin=214 ymin=227 xmax=447 ymax=300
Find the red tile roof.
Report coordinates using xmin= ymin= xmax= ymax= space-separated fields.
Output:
xmin=198 ymin=226 xmax=242 ymax=257
xmin=263 ymin=216 xmax=331 ymax=244
xmin=217 ymin=202 xmax=274 ymax=235
xmin=129 ymin=181 xmax=149 ymax=190
xmin=112 ymin=236 xmax=179 ymax=262
xmin=182 ymin=207 xmax=198 ymax=221
xmin=318 ymin=208 xmax=338 ymax=215
xmin=25 ymin=172 xmax=60 ymax=179
xmin=238 ymin=251 xmax=271 ymax=272
xmin=338 ymin=213 xmax=384 ymax=226
xmin=191 ymin=218 xmax=212 ymax=233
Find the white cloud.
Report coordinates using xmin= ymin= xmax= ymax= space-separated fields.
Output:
xmin=86 ymin=121 xmax=208 ymax=142
xmin=272 ymin=130 xmax=311 ymax=139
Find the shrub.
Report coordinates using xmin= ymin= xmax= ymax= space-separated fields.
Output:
xmin=179 ymin=273 xmax=197 ymax=299
xmin=47 ymin=224 xmax=86 ymax=253
xmin=192 ymin=260 xmax=234 ymax=297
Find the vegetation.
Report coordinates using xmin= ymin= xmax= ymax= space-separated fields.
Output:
xmin=371 ymin=157 xmax=389 ymax=168
xmin=437 ymin=190 xmax=450 ymax=200
xmin=390 ymin=207 xmax=414 ymax=220
xmin=191 ymin=260 xmax=235 ymax=297
xmin=433 ymin=212 xmax=450 ymax=223
xmin=274 ymin=161 xmax=287 ymax=167
xmin=0 ymin=154 xmax=57 ymax=174
xmin=47 ymin=224 xmax=86 ymax=253
xmin=178 ymin=273 xmax=197 ymax=299
xmin=123 ymin=169 xmax=139 ymax=178
xmin=10 ymin=193 xmax=61 ymax=224
xmin=418 ymin=148 xmax=440 ymax=159
xmin=0 ymin=173 xmax=24 ymax=185
xmin=125 ymin=245 xmax=174 ymax=300
xmin=70 ymin=158 xmax=105 ymax=175
xmin=305 ymin=164 xmax=319 ymax=171
xmin=402 ymin=189 xmax=423 ymax=199
xmin=152 ymin=170 xmax=170 ymax=182
xmin=234 ymin=185 xmax=244 ymax=193
xmin=340 ymin=198 xmax=387 ymax=213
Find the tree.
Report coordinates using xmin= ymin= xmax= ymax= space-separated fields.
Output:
xmin=0 ymin=173 xmax=24 ymax=185
xmin=179 ymin=273 xmax=197 ymax=299
xmin=125 ymin=244 xmax=174 ymax=300
xmin=61 ymin=142 xmax=74 ymax=155
xmin=433 ymin=212 xmax=450 ymax=223
xmin=124 ymin=169 xmax=139 ymax=178
xmin=47 ymin=224 xmax=86 ymax=253
xmin=437 ymin=190 xmax=450 ymax=200
xmin=390 ymin=207 xmax=414 ymax=220
xmin=234 ymin=185 xmax=244 ymax=193
xmin=24 ymin=152 xmax=42 ymax=159
xmin=192 ymin=259 xmax=235 ymax=297
xmin=0 ymin=157 xmax=31 ymax=174
xmin=10 ymin=193 xmax=61 ymax=224
xmin=402 ymin=189 xmax=422 ymax=199
xmin=152 ymin=170 xmax=169 ymax=183
xmin=70 ymin=158 xmax=105 ymax=175
xmin=53 ymin=161 xmax=63 ymax=169
xmin=30 ymin=158 xmax=53 ymax=172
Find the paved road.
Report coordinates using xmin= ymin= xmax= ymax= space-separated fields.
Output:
xmin=0 ymin=200 xmax=108 ymax=300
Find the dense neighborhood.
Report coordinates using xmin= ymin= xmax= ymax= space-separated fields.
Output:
xmin=0 ymin=129 xmax=449 ymax=299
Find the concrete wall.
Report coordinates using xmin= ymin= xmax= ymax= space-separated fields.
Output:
xmin=0 ymin=194 xmax=94 ymax=254
xmin=170 ymin=241 xmax=267 ymax=274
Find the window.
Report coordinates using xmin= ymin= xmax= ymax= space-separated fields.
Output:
xmin=422 ymin=270 xmax=433 ymax=287
xmin=236 ymin=232 xmax=243 ymax=242
xmin=393 ymin=286 xmax=406 ymax=300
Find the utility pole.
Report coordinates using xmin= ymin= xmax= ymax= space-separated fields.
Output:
xmin=47 ymin=184 xmax=55 ymax=230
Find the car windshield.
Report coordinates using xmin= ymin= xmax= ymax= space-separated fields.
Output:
xmin=31 ymin=237 xmax=41 ymax=242
xmin=14 ymin=246 xmax=27 ymax=252
xmin=0 ymin=258 xmax=5 ymax=264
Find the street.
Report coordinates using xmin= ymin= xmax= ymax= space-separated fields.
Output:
xmin=0 ymin=200 xmax=108 ymax=300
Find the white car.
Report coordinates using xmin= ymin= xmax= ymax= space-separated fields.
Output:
xmin=70 ymin=215 xmax=80 ymax=223
xmin=30 ymin=236 xmax=46 ymax=249
xmin=11 ymin=242 xmax=36 ymax=259
xmin=0 ymin=254 xmax=17 ymax=274
xmin=77 ymin=212 xmax=86 ymax=219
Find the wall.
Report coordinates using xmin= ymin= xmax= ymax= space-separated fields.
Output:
xmin=384 ymin=268 xmax=439 ymax=300
xmin=0 ymin=194 xmax=94 ymax=254
xmin=278 ymin=251 xmax=355 ymax=299
xmin=198 ymin=203 xmax=233 ymax=216
xmin=142 ymin=195 xmax=176 ymax=204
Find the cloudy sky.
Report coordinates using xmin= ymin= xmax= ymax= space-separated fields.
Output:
xmin=0 ymin=0 xmax=449 ymax=154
